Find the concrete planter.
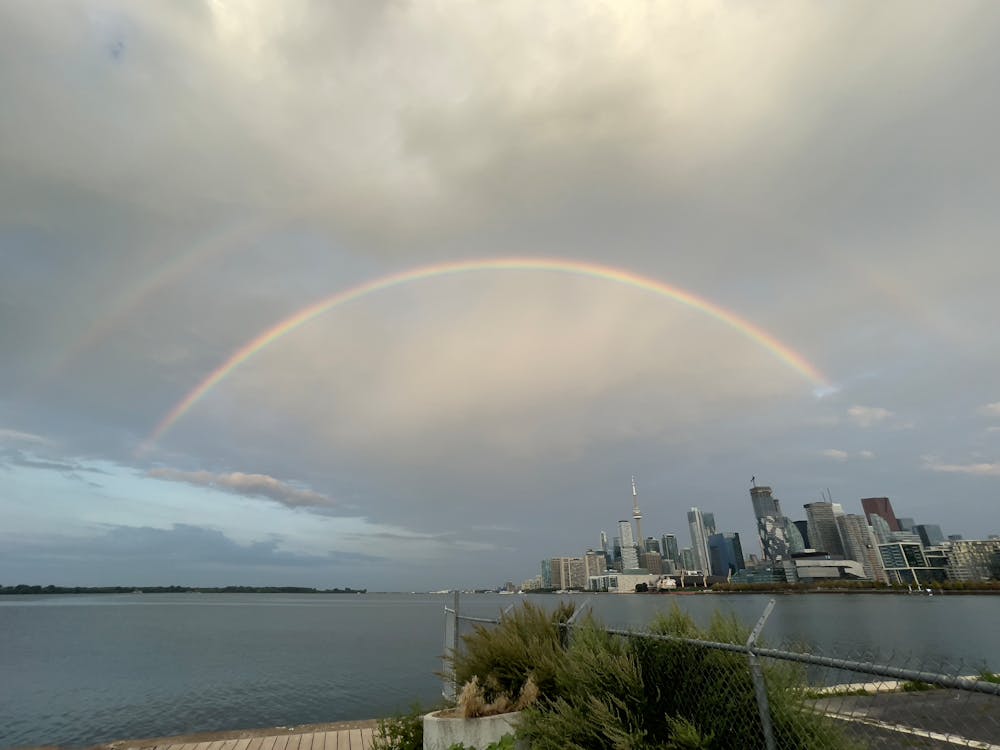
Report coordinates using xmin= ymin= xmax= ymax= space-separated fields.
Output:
xmin=422 ymin=709 xmax=522 ymax=750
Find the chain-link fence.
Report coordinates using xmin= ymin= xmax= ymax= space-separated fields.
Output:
xmin=442 ymin=594 xmax=1000 ymax=749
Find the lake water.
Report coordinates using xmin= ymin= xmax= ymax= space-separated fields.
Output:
xmin=2 ymin=592 xmax=998 ymax=749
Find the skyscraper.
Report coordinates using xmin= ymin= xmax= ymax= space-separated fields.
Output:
xmin=751 ymin=485 xmax=781 ymax=519
xmin=836 ymin=514 xmax=887 ymax=582
xmin=618 ymin=519 xmax=639 ymax=570
xmin=702 ymin=512 xmax=717 ymax=537
xmin=708 ymin=532 xmax=745 ymax=577
xmin=661 ymin=534 xmax=680 ymax=564
xmin=805 ymin=501 xmax=846 ymax=557
xmin=861 ymin=497 xmax=901 ymax=532
xmin=687 ymin=507 xmax=711 ymax=573
xmin=750 ymin=485 xmax=794 ymax=562
xmin=584 ymin=550 xmax=607 ymax=579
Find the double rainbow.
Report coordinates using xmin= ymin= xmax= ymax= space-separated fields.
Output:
xmin=138 ymin=257 xmax=830 ymax=456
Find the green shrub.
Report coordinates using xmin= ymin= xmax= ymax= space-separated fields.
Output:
xmin=514 ymin=604 xmax=853 ymax=750
xmin=372 ymin=703 xmax=424 ymax=750
xmin=451 ymin=600 xmax=574 ymax=707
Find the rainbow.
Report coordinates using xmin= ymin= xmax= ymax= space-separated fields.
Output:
xmin=137 ymin=257 xmax=830 ymax=456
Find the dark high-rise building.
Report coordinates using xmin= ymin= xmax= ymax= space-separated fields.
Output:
xmin=897 ymin=517 xmax=915 ymax=533
xmin=861 ymin=497 xmax=901 ymax=532
xmin=702 ymin=513 xmax=717 ymax=537
xmin=644 ymin=537 xmax=661 ymax=554
xmin=708 ymin=532 xmax=745 ymax=577
xmin=661 ymin=534 xmax=679 ymax=564
xmin=793 ymin=520 xmax=811 ymax=549
xmin=914 ymin=524 xmax=945 ymax=547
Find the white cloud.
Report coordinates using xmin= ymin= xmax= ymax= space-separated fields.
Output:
xmin=820 ymin=448 xmax=849 ymax=461
xmin=858 ymin=450 xmax=876 ymax=460
xmin=847 ymin=405 xmax=893 ymax=428
xmin=922 ymin=458 xmax=1000 ymax=477
xmin=148 ymin=468 xmax=336 ymax=509
xmin=0 ymin=428 xmax=51 ymax=445
xmin=979 ymin=402 xmax=1000 ymax=417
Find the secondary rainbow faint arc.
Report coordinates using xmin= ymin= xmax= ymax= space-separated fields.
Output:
xmin=138 ymin=257 xmax=830 ymax=456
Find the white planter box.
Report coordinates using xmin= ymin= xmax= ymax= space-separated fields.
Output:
xmin=422 ymin=709 xmax=521 ymax=750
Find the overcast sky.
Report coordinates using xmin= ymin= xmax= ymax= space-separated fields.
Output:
xmin=3 ymin=1 xmax=1000 ymax=590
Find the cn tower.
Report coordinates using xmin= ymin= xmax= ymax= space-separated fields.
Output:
xmin=631 ymin=475 xmax=644 ymax=551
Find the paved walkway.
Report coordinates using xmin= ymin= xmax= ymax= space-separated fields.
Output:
xmin=123 ymin=730 xmax=377 ymax=750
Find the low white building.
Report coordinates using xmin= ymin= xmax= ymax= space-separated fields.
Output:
xmin=588 ymin=572 xmax=662 ymax=593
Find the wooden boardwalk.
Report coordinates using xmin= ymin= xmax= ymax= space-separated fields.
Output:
xmin=129 ymin=730 xmax=378 ymax=750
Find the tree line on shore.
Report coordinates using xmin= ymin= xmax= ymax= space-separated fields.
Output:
xmin=0 ymin=585 xmax=367 ymax=595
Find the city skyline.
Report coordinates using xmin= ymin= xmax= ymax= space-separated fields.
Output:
xmin=525 ymin=475 xmax=997 ymax=592
xmin=4 ymin=3 xmax=1000 ymax=590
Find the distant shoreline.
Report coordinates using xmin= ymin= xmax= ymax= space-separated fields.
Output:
xmin=0 ymin=585 xmax=367 ymax=595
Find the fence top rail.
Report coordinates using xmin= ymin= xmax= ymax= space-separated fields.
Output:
xmin=451 ymin=612 xmax=503 ymax=624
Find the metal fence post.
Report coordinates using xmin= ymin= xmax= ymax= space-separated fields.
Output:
xmin=452 ymin=590 xmax=461 ymax=697
xmin=563 ymin=597 xmax=591 ymax=646
xmin=442 ymin=590 xmax=461 ymax=702
xmin=747 ymin=598 xmax=777 ymax=750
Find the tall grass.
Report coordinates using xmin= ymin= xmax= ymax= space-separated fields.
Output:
xmin=460 ymin=603 xmax=855 ymax=750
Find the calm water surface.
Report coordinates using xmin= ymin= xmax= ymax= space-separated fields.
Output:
xmin=1 ymin=592 xmax=997 ymax=749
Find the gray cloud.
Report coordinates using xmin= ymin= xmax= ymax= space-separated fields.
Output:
xmin=0 ymin=523 xmax=380 ymax=586
xmin=3 ymin=2 xmax=1000 ymax=586
xmin=148 ymin=468 xmax=336 ymax=510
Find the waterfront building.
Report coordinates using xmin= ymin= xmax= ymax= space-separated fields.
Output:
xmin=588 ymin=571 xmax=660 ymax=593
xmin=679 ymin=547 xmax=696 ymax=571
xmin=550 ymin=557 xmax=588 ymax=590
xmin=707 ymin=532 xmax=745 ymax=577
xmin=618 ymin=519 xmax=639 ymax=570
xmin=750 ymin=485 xmax=781 ymax=519
xmin=804 ymin=501 xmax=846 ymax=557
xmin=750 ymin=485 xmax=796 ymax=563
xmin=914 ymin=524 xmax=945 ymax=548
xmin=639 ymin=550 xmax=663 ymax=574
xmin=793 ymin=556 xmax=867 ymax=581
xmin=836 ymin=513 xmax=888 ymax=582
xmin=643 ymin=537 xmax=661 ymax=554
xmin=584 ymin=550 xmax=607 ymax=579
xmin=946 ymin=539 xmax=1000 ymax=582
xmin=869 ymin=514 xmax=892 ymax=544
xmin=687 ymin=507 xmax=711 ymax=573
xmin=949 ymin=534 xmax=964 ymax=542
xmin=793 ymin=520 xmax=811 ymax=549
xmin=520 ymin=575 xmax=544 ymax=591
xmin=540 ymin=559 xmax=553 ymax=588
xmin=877 ymin=542 xmax=947 ymax=585
xmin=861 ymin=497 xmax=901 ymax=532
xmin=661 ymin=534 xmax=680 ymax=565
